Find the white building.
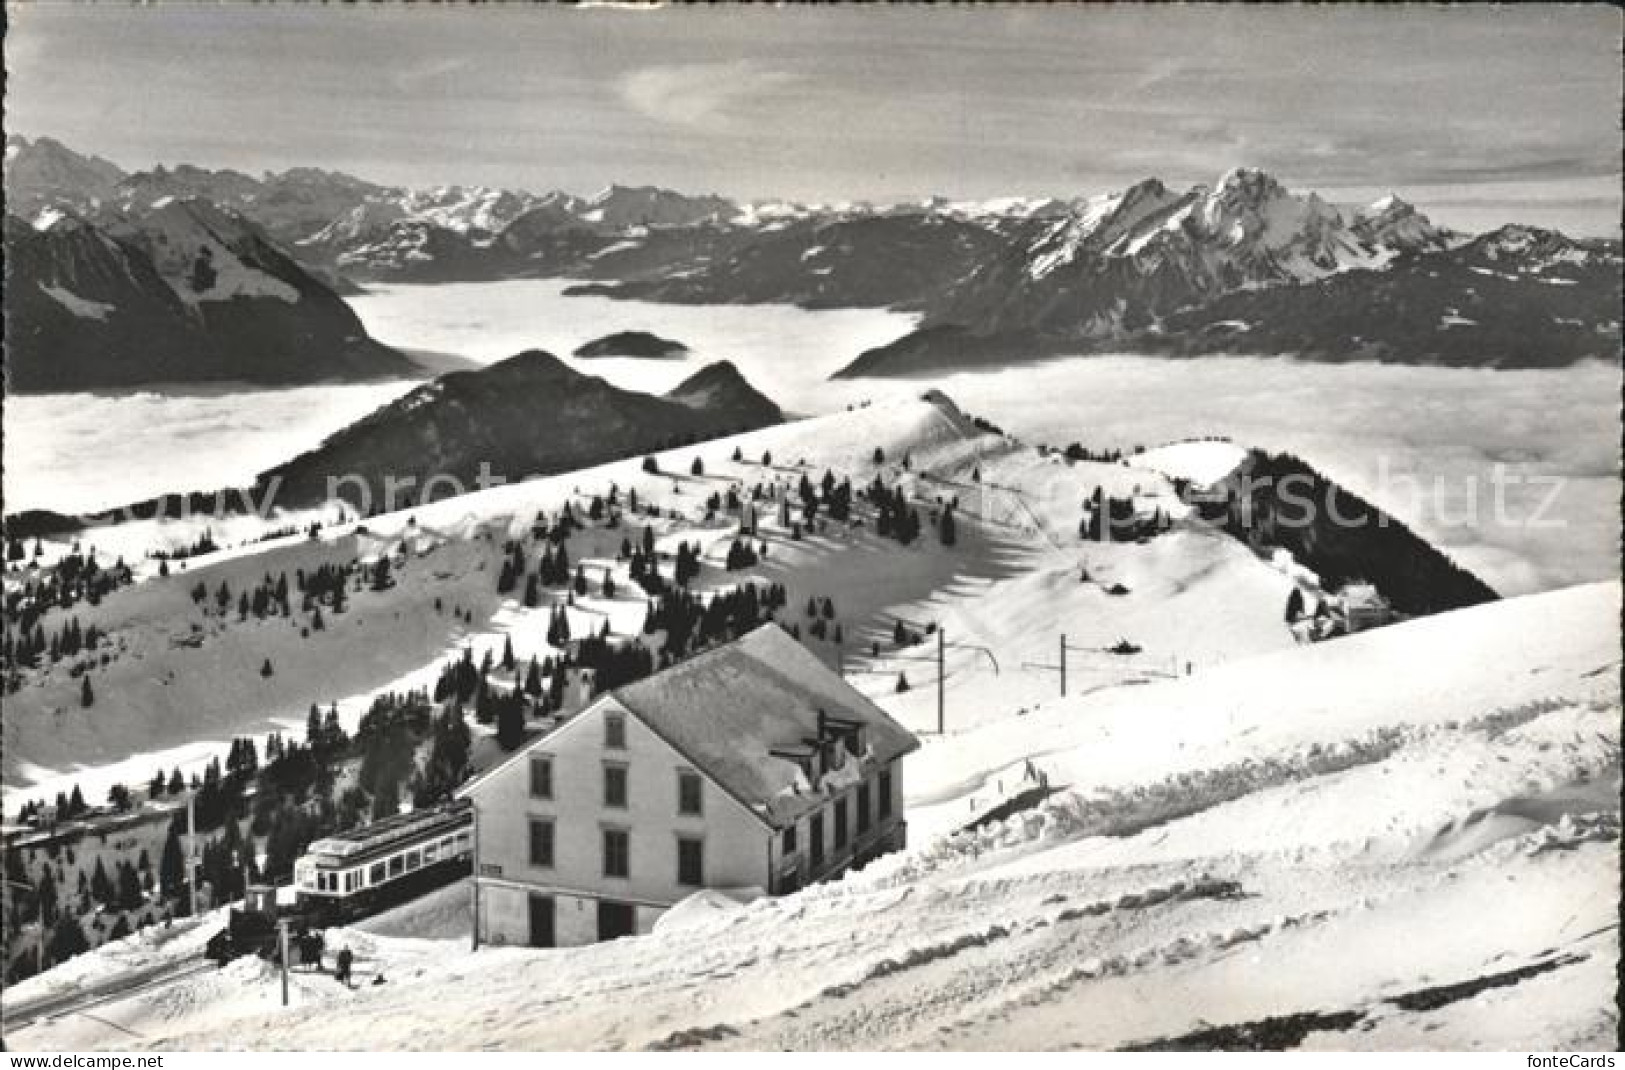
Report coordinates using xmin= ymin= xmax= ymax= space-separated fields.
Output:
xmin=459 ymin=623 xmax=920 ymax=947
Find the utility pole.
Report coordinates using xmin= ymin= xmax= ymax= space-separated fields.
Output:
xmin=470 ymin=807 xmax=481 ymax=952
xmin=278 ymin=918 xmax=290 ymax=1006
xmin=846 ymin=620 xmax=998 ymax=736
xmin=1022 ymin=634 xmax=1086 ymax=698
xmin=187 ymin=789 xmax=199 ymax=919
xmin=936 ymin=628 xmax=945 ymax=736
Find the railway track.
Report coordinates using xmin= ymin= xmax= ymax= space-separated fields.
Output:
xmin=2 ymin=957 xmax=217 ymax=1035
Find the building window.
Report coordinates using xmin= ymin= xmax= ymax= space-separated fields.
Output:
xmin=605 ymin=712 xmax=626 ymax=750
xmin=603 ymin=828 xmax=630 ymax=878
xmin=879 ymin=768 xmax=894 ymax=820
xmin=530 ymin=755 xmax=553 ymax=800
xmin=604 ymin=763 xmax=628 ymax=809
xmin=834 ymin=797 xmax=848 ymax=848
xmin=529 ymin=818 xmax=554 ymax=868
xmin=782 ymin=823 xmax=798 ymax=855
xmin=677 ymin=770 xmax=703 ymax=816
xmin=857 ymin=782 xmax=872 ymax=835
xmin=809 ymin=813 xmax=825 ymax=869
xmin=677 ymin=837 xmax=704 ymax=886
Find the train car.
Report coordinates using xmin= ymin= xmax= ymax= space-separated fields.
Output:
xmin=292 ymin=801 xmax=473 ymax=923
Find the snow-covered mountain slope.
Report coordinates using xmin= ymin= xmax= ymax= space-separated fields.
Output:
xmin=1348 ymin=194 xmax=1457 ymax=255
xmin=9 ymin=581 xmax=1616 ymax=1051
xmin=4 ymin=215 xmax=410 ymax=393
xmin=1114 ymin=224 xmax=1623 ymax=369
xmin=562 ymin=212 xmax=1007 ymax=310
xmin=3 ymin=382 xmax=1491 ymax=842
xmin=5 ymin=200 xmax=420 ymax=392
xmin=582 ymin=184 xmax=736 ymax=230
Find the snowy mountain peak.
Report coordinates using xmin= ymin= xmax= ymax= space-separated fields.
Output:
xmin=1350 ymin=193 xmax=1453 ymax=254
xmin=1214 ymin=165 xmax=1288 ymax=199
xmin=585 ymin=184 xmax=736 ymax=228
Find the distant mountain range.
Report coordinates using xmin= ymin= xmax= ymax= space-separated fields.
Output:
xmin=6 ymin=134 xmax=1620 ymax=387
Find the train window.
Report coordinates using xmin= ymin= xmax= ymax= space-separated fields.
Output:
xmin=406 ymin=850 xmax=422 ymax=871
xmin=390 ymin=855 xmax=405 ymax=877
xmin=424 ymin=843 xmax=439 ymax=863
xmin=370 ymin=862 xmax=385 ymax=884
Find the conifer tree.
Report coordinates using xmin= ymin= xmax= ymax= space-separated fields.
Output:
xmin=48 ymin=915 xmax=88 ymax=962
xmin=160 ymin=825 xmax=185 ymax=896
xmin=496 ymin=692 xmax=526 ymax=751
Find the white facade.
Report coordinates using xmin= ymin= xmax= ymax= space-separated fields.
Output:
xmin=463 ymin=626 xmax=916 ymax=947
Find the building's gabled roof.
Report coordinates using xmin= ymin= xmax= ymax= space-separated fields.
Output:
xmin=611 ymin=623 xmax=920 ymax=827
xmin=459 ymin=623 xmax=919 ymax=829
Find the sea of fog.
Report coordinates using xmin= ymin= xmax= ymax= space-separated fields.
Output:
xmin=5 ymin=279 xmax=1617 ymax=596
xmin=3 ymin=381 xmax=418 ymax=517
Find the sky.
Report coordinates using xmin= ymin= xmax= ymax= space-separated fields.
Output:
xmin=5 ymin=3 xmax=1621 ymax=234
